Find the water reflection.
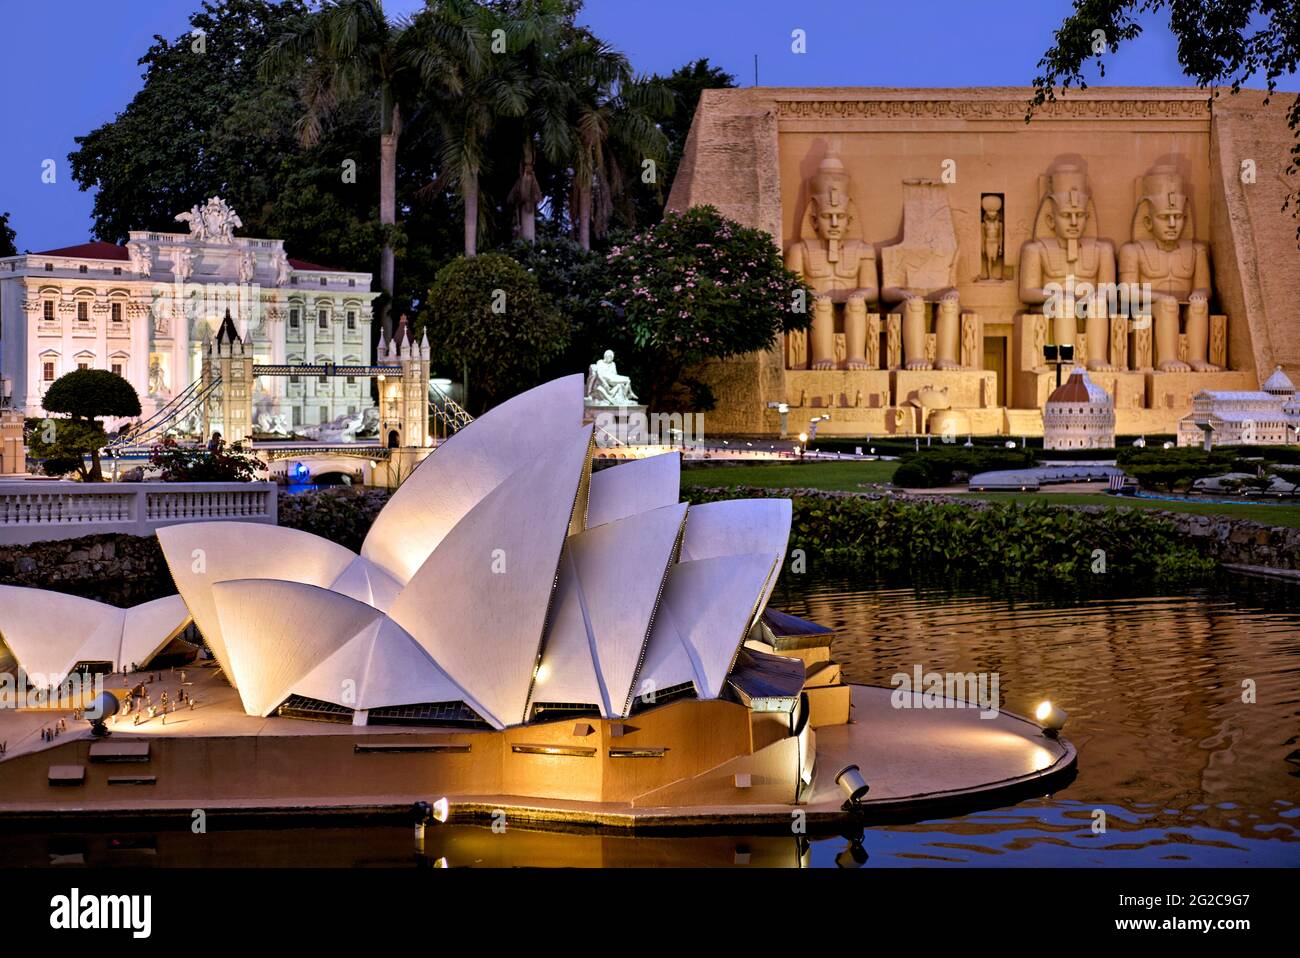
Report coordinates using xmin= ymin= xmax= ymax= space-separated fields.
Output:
xmin=3 ymin=576 xmax=1297 ymax=867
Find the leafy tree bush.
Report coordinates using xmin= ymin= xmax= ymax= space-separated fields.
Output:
xmin=417 ymin=252 xmax=570 ymax=412
xmin=1116 ymin=447 xmax=1241 ymax=491
xmin=892 ymin=447 xmax=1038 ymax=488
xmin=35 ymin=369 xmax=141 ymax=481
xmin=686 ymin=487 xmax=1216 ymax=584
xmin=149 ymin=437 xmax=266 ymax=482
xmin=25 ymin=418 xmax=106 ymax=480
xmin=601 ymin=205 xmax=813 ymax=410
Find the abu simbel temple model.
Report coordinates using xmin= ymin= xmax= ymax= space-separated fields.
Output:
xmin=666 ymin=88 xmax=1300 ymax=437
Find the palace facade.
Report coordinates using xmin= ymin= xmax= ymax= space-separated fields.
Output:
xmin=0 ymin=198 xmax=378 ymax=433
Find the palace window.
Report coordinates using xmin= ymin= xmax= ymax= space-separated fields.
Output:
xmin=348 ymin=278 xmax=356 ymax=287
xmin=319 ymin=405 xmax=328 ymax=423
xmin=289 ymin=308 xmax=300 ymax=329
xmin=113 ymin=267 xmax=122 ymax=275
xmin=79 ymin=265 xmax=87 ymax=274
xmin=44 ymin=263 xmax=53 ymax=272
xmin=110 ymin=302 xmax=122 ymax=323
xmin=43 ymin=362 xmax=55 ymax=382
xmin=111 ymin=362 xmax=123 ymax=377
xmin=290 ymin=276 xmax=298 ymax=285
xmin=318 ymin=310 xmax=328 ymax=329
xmin=76 ymin=302 xmax=88 ymax=322
xmin=319 ymin=277 xmax=327 ymax=286
xmin=77 ymin=361 xmax=89 ymax=371
xmin=289 ymin=374 xmax=300 ymax=384
xmin=346 ymin=311 xmax=356 ymax=331
xmin=346 ymin=376 xmax=356 ymax=385
xmin=43 ymin=301 xmax=54 ymax=322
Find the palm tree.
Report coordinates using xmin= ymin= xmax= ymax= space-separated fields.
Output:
xmin=553 ymin=32 xmax=671 ymax=250
xmin=261 ymin=0 xmax=466 ymax=338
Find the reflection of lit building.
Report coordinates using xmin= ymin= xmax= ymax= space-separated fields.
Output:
xmin=1177 ymin=366 xmax=1300 ymax=447
xmin=0 ymin=197 xmax=376 ymax=431
xmin=1043 ymin=370 xmax=1115 ymax=450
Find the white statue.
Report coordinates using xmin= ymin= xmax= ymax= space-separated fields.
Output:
xmin=175 ymin=196 xmax=242 ymax=244
xmin=238 ymin=249 xmax=257 ymax=284
xmin=585 ymin=350 xmax=638 ymax=406
xmin=127 ymin=241 xmax=152 ymax=276
xmin=257 ymin=411 xmax=292 ymax=437
xmin=171 ymin=247 xmax=194 ymax=283
xmin=303 ymin=409 xmax=367 ymax=443
xmin=148 ymin=357 xmax=168 ymax=396
xmin=273 ymin=250 xmax=291 ymax=287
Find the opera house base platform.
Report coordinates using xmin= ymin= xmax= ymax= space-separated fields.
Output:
xmin=0 ymin=664 xmax=1075 ymax=832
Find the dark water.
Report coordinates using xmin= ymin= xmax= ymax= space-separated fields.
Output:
xmin=4 ymin=576 xmax=1297 ymax=867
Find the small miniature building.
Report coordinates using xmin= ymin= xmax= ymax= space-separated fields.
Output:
xmin=1176 ymin=366 xmax=1300 ymax=447
xmin=1043 ymin=370 xmax=1115 ymax=450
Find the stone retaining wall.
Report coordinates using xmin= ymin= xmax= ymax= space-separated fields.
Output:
xmin=0 ymin=533 xmax=172 ymax=606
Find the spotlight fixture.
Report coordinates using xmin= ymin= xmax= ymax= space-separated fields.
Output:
xmin=1035 ymin=700 xmax=1068 ymax=737
xmin=835 ymin=763 xmax=870 ymax=807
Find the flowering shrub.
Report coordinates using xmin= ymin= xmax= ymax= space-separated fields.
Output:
xmin=602 ymin=206 xmax=812 ymax=408
xmin=149 ymin=437 xmax=266 ymax=482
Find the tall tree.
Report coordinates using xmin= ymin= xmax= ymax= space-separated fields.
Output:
xmin=1031 ymin=0 xmax=1299 ymax=240
xmin=261 ymin=0 xmax=434 ymax=336
xmin=70 ymin=0 xmax=310 ymax=243
xmin=0 ymin=211 xmax=15 ymax=258
xmin=552 ymin=30 xmax=671 ymax=250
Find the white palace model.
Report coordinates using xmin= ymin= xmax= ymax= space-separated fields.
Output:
xmin=0 ymin=197 xmax=378 ymax=433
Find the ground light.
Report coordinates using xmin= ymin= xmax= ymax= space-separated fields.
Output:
xmin=835 ymin=763 xmax=870 ymax=806
xmin=1035 ymin=700 xmax=1068 ymax=737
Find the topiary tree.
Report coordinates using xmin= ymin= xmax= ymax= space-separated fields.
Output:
xmin=39 ymin=369 xmax=141 ymax=481
xmin=601 ymin=205 xmax=813 ymax=411
xmin=416 ymin=252 xmax=571 ymax=412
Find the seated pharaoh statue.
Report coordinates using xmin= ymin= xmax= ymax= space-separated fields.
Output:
xmin=880 ymin=179 xmax=962 ymax=370
xmin=585 ymin=350 xmax=638 ymax=405
xmin=1120 ymin=165 xmax=1217 ymax=373
xmin=784 ymin=146 xmax=878 ymax=370
xmin=1018 ymin=164 xmax=1119 ymax=372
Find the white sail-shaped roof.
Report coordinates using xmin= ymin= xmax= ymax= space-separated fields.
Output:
xmin=387 ymin=426 xmax=594 ymax=728
xmin=640 ymin=552 xmax=779 ymax=700
xmin=680 ymin=499 xmax=791 ymax=622
xmin=157 ymin=522 xmax=358 ymax=678
xmin=530 ymin=502 xmax=687 ymax=718
xmin=586 ymin=452 xmax=681 ymax=528
xmin=0 ymin=586 xmax=190 ymax=683
xmin=361 ymin=374 xmax=586 ymax=584
xmin=213 ymin=579 xmax=384 ymax=717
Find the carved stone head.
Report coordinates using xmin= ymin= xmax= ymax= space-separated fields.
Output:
xmin=806 ymin=147 xmax=855 ymax=244
xmin=1137 ymin=165 xmax=1190 ymax=246
xmin=1044 ymin=166 xmax=1091 ymax=241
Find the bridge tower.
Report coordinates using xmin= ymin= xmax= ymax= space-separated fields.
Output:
xmin=202 ymin=309 xmax=255 ymax=444
xmin=378 ymin=316 xmax=430 ymax=449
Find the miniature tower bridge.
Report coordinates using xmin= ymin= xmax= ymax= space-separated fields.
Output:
xmin=106 ymin=312 xmax=467 ymax=452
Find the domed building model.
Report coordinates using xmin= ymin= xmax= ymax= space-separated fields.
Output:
xmin=1043 ymin=370 xmax=1115 ymax=450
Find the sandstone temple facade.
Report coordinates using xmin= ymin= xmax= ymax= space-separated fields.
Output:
xmin=666 ymin=88 xmax=1299 ymax=438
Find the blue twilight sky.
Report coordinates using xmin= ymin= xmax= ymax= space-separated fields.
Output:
xmin=0 ymin=0 xmax=1291 ymax=252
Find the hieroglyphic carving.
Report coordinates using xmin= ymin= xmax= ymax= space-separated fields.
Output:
xmin=787 ymin=329 xmax=807 ymax=369
xmin=775 ymin=99 xmax=1211 ymax=120
xmin=960 ymin=313 xmax=980 ymax=369
xmin=1109 ymin=316 xmax=1129 ymax=370
xmin=865 ymin=313 xmax=880 ymax=369
xmin=886 ymin=313 xmax=902 ymax=369
xmin=1131 ymin=324 xmax=1153 ymax=371
xmin=1209 ymin=314 xmax=1227 ymax=368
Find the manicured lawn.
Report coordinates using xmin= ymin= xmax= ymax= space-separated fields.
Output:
xmin=958 ymin=492 xmax=1300 ymax=528
xmin=680 ymin=459 xmax=898 ymax=492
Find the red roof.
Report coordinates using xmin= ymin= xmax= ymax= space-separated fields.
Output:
xmin=33 ymin=241 xmax=129 ymax=261
xmin=288 ymin=257 xmax=343 ymax=273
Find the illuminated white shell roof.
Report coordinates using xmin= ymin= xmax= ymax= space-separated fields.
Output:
xmin=0 ymin=586 xmax=190 ymax=684
xmin=2 ymin=377 xmax=796 ymax=728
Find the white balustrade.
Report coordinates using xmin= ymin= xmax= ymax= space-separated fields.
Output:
xmin=0 ymin=481 xmax=277 ymax=545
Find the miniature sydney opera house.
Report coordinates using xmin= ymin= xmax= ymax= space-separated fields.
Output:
xmin=0 ymin=376 xmax=1071 ymax=826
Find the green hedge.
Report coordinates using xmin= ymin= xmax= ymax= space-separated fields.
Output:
xmin=892 ymin=447 xmax=1037 ymax=488
xmin=685 ymin=486 xmax=1215 ymax=584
